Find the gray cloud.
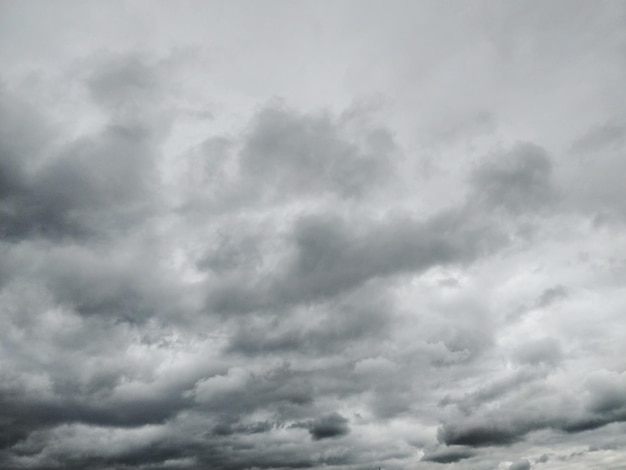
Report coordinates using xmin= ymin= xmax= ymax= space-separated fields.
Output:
xmin=513 ymin=338 xmax=562 ymax=367
xmin=226 ymin=292 xmax=391 ymax=356
xmin=85 ymin=54 xmax=162 ymax=116
xmin=421 ymin=446 xmax=475 ymax=463
xmin=212 ymin=420 xmax=276 ymax=436
xmin=177 ymin=100 xmax=400 ymax=220
xmin=438 ymin=370 xmax=626 ymax=448
xmin=563 ymin=118 xmax=626 ymax=221
xmin=1 ymin=2 xmax=625 ymax=469
xmin=536 ymin=285 xmax=568 ymax=308
xmin=308 ymin=412 xmax=350 ymax=440
xmin=440 ymin=367 xmax=548 ymax=414
xmin=470 ymin=142 xmax=556 ymax=214
xmin=585 ymin=371 xmax=626 ymax=416
xmin=438 ymin=419 xmax=522 ymax=447
xmin=206 ymin=207 xmax=506 ymax=314
xmin=239 ymin=103 xmax=396 ymax=199
xmin=572 ymin=120 xmax=626 ymax=156
xmin=0 ymin=80 xmax=161 ymax=242
xmin=537 ymin=453 xmax=550 ymax=463
xmin=509 ymin=459 xmax=531 ymax=470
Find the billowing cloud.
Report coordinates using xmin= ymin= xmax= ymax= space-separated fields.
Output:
xmin=0 ymin=63 xmax=162 ymax=241
xmin=437 ymin=369 xmax=626 ymax=448
xmin=239 ymin=104 xmax=396 ymax=198
xmin=1 ymin=2 xmax=625 ymax=470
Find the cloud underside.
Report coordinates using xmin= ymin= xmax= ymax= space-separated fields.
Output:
xmin=1 ymin=3 xmax=626 ymax=469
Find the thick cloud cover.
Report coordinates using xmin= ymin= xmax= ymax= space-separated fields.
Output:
xmin=1 ymin=2 xmax=625 ymax=469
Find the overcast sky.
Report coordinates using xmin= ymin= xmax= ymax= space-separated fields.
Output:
xmin=1 ymin=1 xmax=626 ymax=469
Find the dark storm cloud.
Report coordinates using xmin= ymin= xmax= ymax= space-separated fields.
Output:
xmin=207 ymin=207 xmax=505 ymax=314
xmin=0 ymin=67 xmax=161 ymax=241
xmin=439 ymin=371 xmax=626 ymax=448
xmin=212 ymin=420 xmax=276 ymax=436
xmin=4 ymin=54 xmax=402 ymax=467
xmin=308 ymin=412 xmax=350 ymax=440
xmin=34 ymin=123 xmax=156 ymax=233
xmin=421 ymin=446 xmax=475 ymax=463
xmin=0 ymin=307 xmax=203 ymax=444
xmin=559 ymin=372 xmax=626 ymax=433
xmin=0 ymin=89 xmax=63 ymax=240
xmin=584 ymin=371 xmax=626 ymax=415
xmin=470 ymin=142 xmax=556 ymax=214
xmin=0 ymin=391 xmax=190 ymax=452
xmin=2 ymin=2 xmax=626 ymax=469
xmin=2 ymin=436 xmax=195 ymax=470
xmin=201 ymin=141 xmax=549 ymax=322
xmin=438 ymin=419 xmax=522 ymax=447
xmin=2 ymin=423 xmax=321 ymax=470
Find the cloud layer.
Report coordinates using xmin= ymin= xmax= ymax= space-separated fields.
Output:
xmin=1 ymin=2 xmax=625 ymax=469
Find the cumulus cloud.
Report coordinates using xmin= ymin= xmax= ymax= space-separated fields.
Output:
xmin=1 ymin=2 xmax=625 ymax=470
xmin=239 ymin=104 xmax=396 ymax=198
xmin=437 ymin=368 xmax=626 ymax=448
xmin=205 ymin=207 xmax=506 ymax=315
xmin=0 ymin=75 xmax=161 ymax=242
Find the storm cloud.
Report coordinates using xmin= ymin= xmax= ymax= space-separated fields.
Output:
xmin=1 ymin=2 xmax=625 ymax=470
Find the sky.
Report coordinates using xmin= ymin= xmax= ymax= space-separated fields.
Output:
xmin=1 ymin=1 xmax=625 ymax=469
